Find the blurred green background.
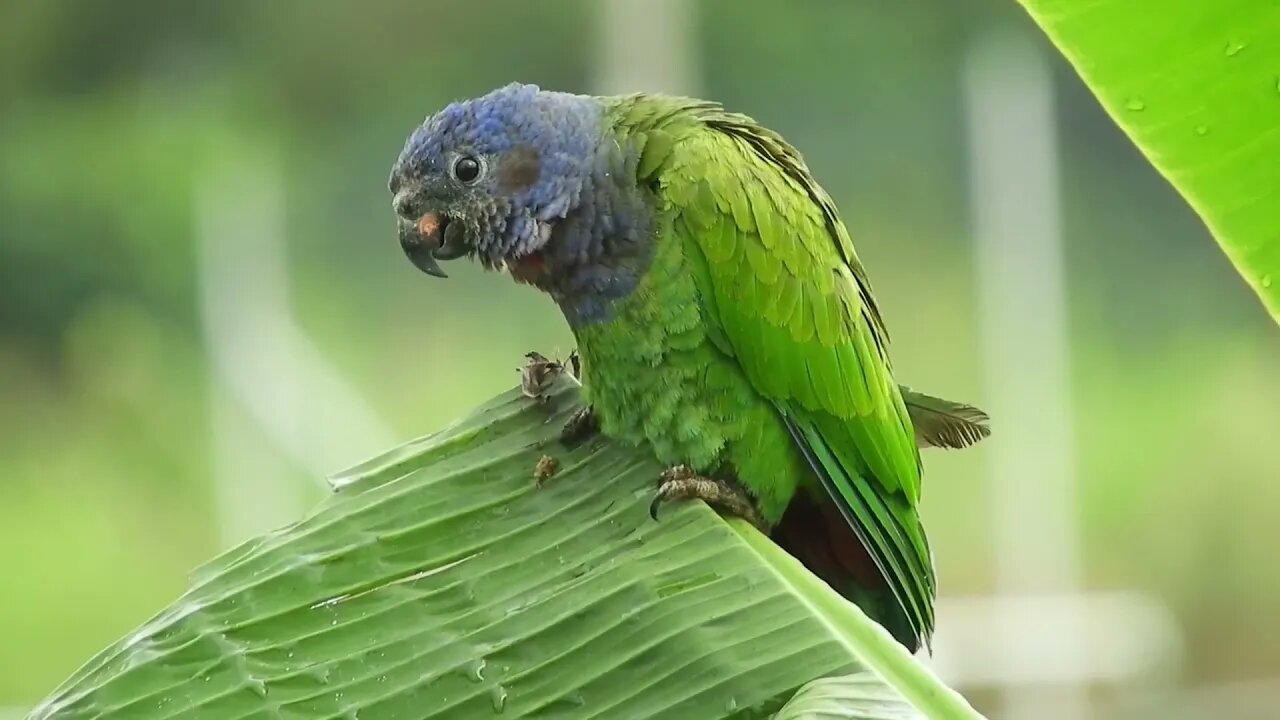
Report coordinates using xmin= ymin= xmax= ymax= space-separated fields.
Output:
xmin=2 ymin=1 xmax=1277 ymax=717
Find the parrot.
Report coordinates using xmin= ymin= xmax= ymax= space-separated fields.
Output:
xmin=388 ymin=83 xmax=989 ymax=651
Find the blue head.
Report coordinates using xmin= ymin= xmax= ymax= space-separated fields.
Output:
xmin=389 ymin=83 xmax=603 ymax=277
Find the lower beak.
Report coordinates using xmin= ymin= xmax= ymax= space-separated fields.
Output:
xmin=399 ymin=212 xmax=450 ymax=278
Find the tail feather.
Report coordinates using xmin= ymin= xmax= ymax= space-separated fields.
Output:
xmin=780 ymin=411 xmax=934 ymax=652
xmin=900 ymin=387 xmax=991 ymax=450
xmin=772 ymin=490 xmax=922 ymax=651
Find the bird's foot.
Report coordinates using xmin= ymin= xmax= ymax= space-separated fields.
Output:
xmin=520 ymin=351 xmax=563 ymax=401
xmin=560 ymin=404 xmax=599 ymax=447
xmin=650 ymin=465 xmax=765 ymax=531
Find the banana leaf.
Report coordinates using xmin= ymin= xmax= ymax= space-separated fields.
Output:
xmin=774 ymin=674 xmax=924 ymax=720
xmin=1017 ymin=0 xmax=1280 ymax=323
xmin=29 ymin=375 xmax=980 ymax=720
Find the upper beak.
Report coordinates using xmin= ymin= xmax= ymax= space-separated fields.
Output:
xmin=400 ymin=213 xmax=470 ymax=279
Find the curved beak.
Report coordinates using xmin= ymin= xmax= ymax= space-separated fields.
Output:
xmin=398 ymin=212 xmax=457 ymax=278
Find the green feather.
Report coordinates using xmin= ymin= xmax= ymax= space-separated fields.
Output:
xmin=783 ymin=410 xmax=933 ymax=649
xmin=637 ymin=130 xmax=675 ymax=181
xmin=591 ymin=93 xmax=938 ymax=650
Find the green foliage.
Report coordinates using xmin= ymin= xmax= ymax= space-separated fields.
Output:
xmin=5 ymin=0 xmax=1280 ymax=712
xmin=30 ymin=378 xmax=980 ymax=720
xmin=1018 ymin=0 xmax=1280 ymax=322
xmin=773 ymin=674 xmax=923 ymax=720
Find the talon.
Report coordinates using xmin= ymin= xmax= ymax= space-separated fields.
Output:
xmin=649 ymin=492 xmax=664 ymax=521
xmin=566 ymin=349 xmax=582 ymax=381
xmin=561 ymin=405 xmax=600 ymax=446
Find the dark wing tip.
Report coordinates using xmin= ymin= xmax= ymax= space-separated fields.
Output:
xmin=780 ymin=411 xmax=935 ymax=651
xmin=902 ymin=388 xmax=992 ymax=450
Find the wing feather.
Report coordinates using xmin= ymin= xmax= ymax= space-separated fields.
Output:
xmin=613 ymin=94 xmax=936 ymax=647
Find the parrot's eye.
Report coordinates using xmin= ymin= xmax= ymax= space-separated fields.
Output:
xmin=452 ymin=155 xmax=482 ymax=184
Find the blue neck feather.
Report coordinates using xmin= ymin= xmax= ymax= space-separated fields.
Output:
xmin=535 ymin=125 xmax=656 ymax=328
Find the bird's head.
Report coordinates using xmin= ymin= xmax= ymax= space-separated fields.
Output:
xmin=389 ymin=83 xmax=601 ymax=278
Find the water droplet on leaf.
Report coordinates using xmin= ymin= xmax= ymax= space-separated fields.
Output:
xmin=490 ymin=685 xmax=509 ymax=713
xmin=304 ymin=664 xmax=332 ymax=684
xmin=1195 ymin=125 xmax=1209 ymax=136
xmin=1125 ymin=98 xmax=1145 ymax=111
xmin=1225 ymin=40 xmax=1246 ymax=56
xmin=1263 ymin=274 xmax=1273 ymax=288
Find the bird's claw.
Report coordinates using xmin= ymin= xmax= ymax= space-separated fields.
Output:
xmin=560 ymin=405 xmax=600 ymax=446
xmin=648 ymin=494 xmax=664 ymax=521
xmin=649 ymin=466 xmax=764 ymax=530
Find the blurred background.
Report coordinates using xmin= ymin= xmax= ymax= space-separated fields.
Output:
xmin=2 ymin=1 xmax=1277 ymax=718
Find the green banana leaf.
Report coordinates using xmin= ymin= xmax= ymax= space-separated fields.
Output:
xmin=28 ymin=375 xmax=980 ymax=720
xmin=774 ymin=674 xmax=923 ymax=720
xmin=1017 ymin=0 xmax=1280 ymax=323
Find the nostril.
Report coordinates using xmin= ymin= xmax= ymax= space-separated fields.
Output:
xmin=392 ymin=192 xmax=420 ymax=219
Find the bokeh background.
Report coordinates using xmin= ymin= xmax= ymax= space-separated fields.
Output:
xmin=2 ymin=1 xmax=1277 ymax=718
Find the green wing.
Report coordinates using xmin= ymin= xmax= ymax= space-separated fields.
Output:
xmin=609 ymin=95 xmax=936 ymax=648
